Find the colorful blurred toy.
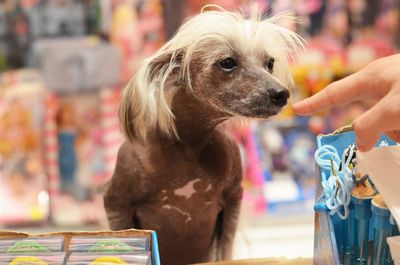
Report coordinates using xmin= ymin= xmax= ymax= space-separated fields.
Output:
xmin=110 ymin=0 xmax=142 ymax=82
xmin=136 ymin=0 xmax=164 ymax=56
xmin=56 ymin=102 xmax=86 ymax=200
xmin=0 ymin=69 xmax=49 ymax=225
xmin=47 ymin=88 xmax=123 ymax=226
xmin=253 ymin=119 xmax=316 ymax=214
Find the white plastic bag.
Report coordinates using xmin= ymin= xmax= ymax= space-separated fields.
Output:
xmin=357 ymin=145 xmax=400 ymax=263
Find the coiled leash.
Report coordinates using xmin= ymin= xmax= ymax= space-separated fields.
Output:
xmin=314 ymin=144 xmax=356 ymax=220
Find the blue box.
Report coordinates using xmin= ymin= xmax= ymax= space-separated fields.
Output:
xmin=314 ymin=127 xmax=397 ymax=265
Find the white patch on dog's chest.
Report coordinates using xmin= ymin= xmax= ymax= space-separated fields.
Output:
xmin=162 ymin=204 xmax=192 ymax=223
xmin=174 ymin=178 xmax=201 ymax=199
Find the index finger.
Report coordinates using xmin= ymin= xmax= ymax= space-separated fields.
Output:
xmin=292 ymin=72 xmax=367 ymax=115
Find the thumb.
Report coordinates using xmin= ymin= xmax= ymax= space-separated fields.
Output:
xmin=353 ymin=93 xmax=400 ymax=152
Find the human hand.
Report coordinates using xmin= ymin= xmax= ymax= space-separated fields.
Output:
xmin=292 ymin=54 xmax=400 ymax=152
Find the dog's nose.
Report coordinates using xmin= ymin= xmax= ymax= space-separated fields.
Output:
xmin=268 ymin=88 xmax=290 ymax=106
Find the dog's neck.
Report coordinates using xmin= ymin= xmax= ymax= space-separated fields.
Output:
xmin=167 ymin=87 xmax=228 ymax=154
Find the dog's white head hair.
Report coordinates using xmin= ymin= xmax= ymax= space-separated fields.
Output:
xmin=120 ymin=6 xmax=304 ymax=143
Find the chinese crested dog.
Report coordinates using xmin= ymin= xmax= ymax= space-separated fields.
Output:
xmin=104 ymin=6 xmax=303 ymax=265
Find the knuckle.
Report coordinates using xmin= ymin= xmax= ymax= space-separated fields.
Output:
xmin=380 ymin=99 xmax=399 ymax=118
xmin=353 ymin=120 xmax=364 ymax=135
xmin=365 ymin=57 xmax=384 ymax=72
xmin=362 ymin=62 xmax=380 ymax=82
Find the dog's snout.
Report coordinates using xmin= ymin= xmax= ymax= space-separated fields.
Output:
xmin=268 ymin=88 xmax=290 ymax=106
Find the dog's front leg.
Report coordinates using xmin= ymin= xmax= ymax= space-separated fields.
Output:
xmin=216 ymin=182 xmax=243 ymax=260
xmin=214 ymin=140 xmax=244 ymax=261
xmin=103 ymin=142 xmax=148 ymax=230
xmin=104 ymin=192 xmax=136 ymax=230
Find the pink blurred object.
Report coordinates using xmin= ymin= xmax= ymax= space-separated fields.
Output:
xmin=351 ymin=38 xmax=396 ymax=59
xmin=100 ymin=88 xmax=125 ymax=183
xmin=111 ymin=1 xmax=142 ymax=81
xmin=307 ymin=36 xmax=344 ymax=62
xmin=46 ymin=88 xmax=123 ymax=226
xmin=347 ymin=38 xmax=396 ymax=71
xmin=273 ymin=0 xmax=322 ymax=14
xmin=225 ymin=122 xmax=267 ymax=215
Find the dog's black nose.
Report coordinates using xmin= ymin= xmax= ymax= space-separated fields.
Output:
xmin=268 ymin=88 xmax=290 ymax=106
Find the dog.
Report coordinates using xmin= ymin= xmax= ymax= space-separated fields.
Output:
xmin=104 ymin=6 xmax=303 ymax=265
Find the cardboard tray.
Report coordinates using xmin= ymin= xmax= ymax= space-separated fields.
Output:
xmin=0 ymin=229 xmax=161 ymax=265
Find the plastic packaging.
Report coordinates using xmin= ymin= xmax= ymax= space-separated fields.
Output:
xmin=68 ymin=237 xmax=149 ymax=253
xmin=0 ymin=252 xmax=66 ymax=265
xmin=371 ymin=196 xmax=399 ymax=265
xmin=66 ymin=252 xmax=152 ymax=265
xmin=352 ymin=194 xmax=373 ymax=265
xmin=344 ymin=201 xmax=355 ymax=265
xmin=0 ymin=237 xmax=64 ymax=253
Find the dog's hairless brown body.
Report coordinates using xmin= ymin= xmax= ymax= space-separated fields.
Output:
xmin=104 ymin=8 xmax=303 ymax=265
xmin=104 ymin=86 xmax=242 ymax=265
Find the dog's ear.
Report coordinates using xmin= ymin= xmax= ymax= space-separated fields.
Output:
xmin=119 ymin=49 xmax=184 ymax=144
xmin=148 ymin=50 xmax=184 ymax=81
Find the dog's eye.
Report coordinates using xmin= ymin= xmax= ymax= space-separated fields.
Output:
xmin=266 ymin=58 xmax=275 ymax=72
xmin=219 ymin=58 xmax=237 ymax=72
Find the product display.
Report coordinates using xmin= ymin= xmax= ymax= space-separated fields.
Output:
xmin=254 ymin=118 xmax=316 ymax=214
xmin=314 ymin=129 xmax=400 ymax=264
xmin=0 ymin=230 xmax=159 ymax=265
xmin=0 ymin=69 xmax=49 ymax=225
xmin=33 ymin=37 xmax=122 ymax=92
xmin=47 ymin=90 xmax=122 ymax=225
